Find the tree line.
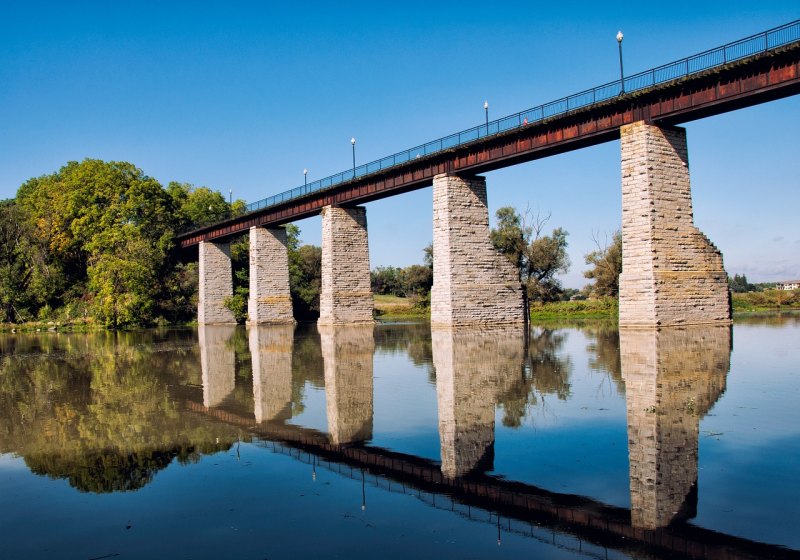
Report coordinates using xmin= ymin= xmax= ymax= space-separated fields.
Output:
xmin=0 ymin=159 xmax=324 ymax=327
xmin=1 ymin=158 xmax=682 ymax=327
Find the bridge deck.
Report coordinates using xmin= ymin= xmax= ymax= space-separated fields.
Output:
xmin=177 ymin=22 xmax=800 ymax=250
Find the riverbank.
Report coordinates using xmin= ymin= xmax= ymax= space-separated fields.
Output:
xmin=3 ymin=291 xmax=798 ymax=331
xmin=374 ymin=292 xmax=800 ymax=321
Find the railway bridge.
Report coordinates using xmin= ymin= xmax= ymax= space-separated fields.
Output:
xmin=176 ymin=20 xmax=800 ymax=327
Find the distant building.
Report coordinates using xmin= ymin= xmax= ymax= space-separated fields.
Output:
xmin=775 ymin=280 xmax=800 ymax=291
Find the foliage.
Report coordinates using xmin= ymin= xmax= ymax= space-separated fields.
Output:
xmin=491 ymin=206 xmax=570 ymax=303
xmin=528 ymin=297 xmax=619 ymax=320
xmin=728 ymin=273 xmax=755 ymax=293
xmin=371 ymin=264 xmax=432 ymax=298
xmin=584 ymin=231 xmax=622 ymax=298
xmin=286 ymin=225 xmax=323 ymax=319
xmin=731 ymin=289 xmax=800 ymax=312
xmin=0 ymin=159 xmax=248 ymax=327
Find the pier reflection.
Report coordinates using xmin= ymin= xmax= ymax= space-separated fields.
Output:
xmin=249 ymin=325 xmax=295 ymax=423
xmin=319 ymin=324 xmax=375 ymax=444
xmin=198 ymin=325 xmax=236 ymax=408
xmin=621 ymin=326 xmax=731 ymax=529
xmin=5 ymin=322 xmax=794 ymax=559
xmin=432 ymin=326 xmax=525 ymax=477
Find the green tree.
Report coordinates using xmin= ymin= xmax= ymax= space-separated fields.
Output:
xmin=166 ymin=182 xmax=230 ymax=230
xmin=728 ymin=273 xmax=754 ymax=293
xmin=284 ymin=224 xmax=323 ymax=319
xmin=15 ymin=160 xmax=177 ymax=326
xmin=491 ymin=207 xmax=570 ymax=304
xmin=584 ymin=230 xmax=623 ymax=298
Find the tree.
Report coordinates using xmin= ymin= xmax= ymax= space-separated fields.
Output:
xmin=491 ymin=207 xmax=570 ymax=304
xmin=728 ymin=273 xmax=754 ymax=293
xmin=584 ymin=230 xmax=623 ymax=298
xmin=285 ymin=225 xmax=322 ymax=319
xmin=15 ymin=160 xmax=176 ymax=326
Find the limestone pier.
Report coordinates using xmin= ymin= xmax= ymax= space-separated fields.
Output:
xmin=249 ymin=324 xmax=295 ymax=423
xmin=198 ymin=241 xmax=236 ymax=325
xmin=619 ymin=122 xmax=730 ymax=327
xmin=621 ymin=326 xmax=731 ymax=529
xmin=433 ymin=326 xmax=525 ymax=478
xmin=248 ymin=226 xmax=294 ymax=325
xmin=319 ymin=206 xmax=374 ymax=325
xmin=320 ymin=324 xmax=375 ymax=444
xmin=431 ymin=174 xmax=525 ymax=327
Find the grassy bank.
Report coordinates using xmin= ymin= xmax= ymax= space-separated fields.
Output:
xmin=731 ymin=290 xmax=800 ymax=314
xmin=373 ymin=294 xmax=429 ymax=319
xmin=528 ymin=298 xmax=619 ymax=320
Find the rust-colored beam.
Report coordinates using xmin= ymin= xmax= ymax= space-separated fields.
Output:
xmin=177 ymin=45 xmax=800 ymax=250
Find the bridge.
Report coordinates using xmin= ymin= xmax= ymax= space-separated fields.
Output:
xmin=176 ymin=20 xmax=800 ymax=327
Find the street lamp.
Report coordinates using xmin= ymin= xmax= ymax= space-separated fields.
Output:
xmin=303 ymin=168 xmax=308 ymax=189
xmin=229 ymin=189 xmax=232 ymax=205
xmin=484 ymin=100 xmax=489 ymax=129
xmin=351 ymin=137 xmax=356 ymax=178
xmin=616 ymin=30 xmax=625 ymax=94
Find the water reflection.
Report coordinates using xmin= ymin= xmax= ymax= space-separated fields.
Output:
xmin=0 ymin=331 xmax=239 ymax=493
xmin=199 ymin=325 xmax=237 ymax=408
xmin=432 ymin=327 xmax=525 ymax=477
xmin=249 ymin=325 xmax=295 ymax=423
xmin=320 ymin=324 xmax=375 ymax=444
xmin=2 ymin=321 xmax=797 ymax=559
xmin=621 ymin=326 xmax=731 ymax=529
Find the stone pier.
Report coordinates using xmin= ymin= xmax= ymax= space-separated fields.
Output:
xmin=433 ymin=326 xmax=525 ymax=478
xmin=431 ymin=174 xmax=524 ymax=327
xmin=199 ymin=325 xmax=237 ymax=408
xmin=248 ymin=226 xmax=294 ymax=324
xmin=621 ymin=326 xmax=731 ymax=529
xmin=249 ymin=324 xmax=295 ymax=423
xmin=319 ymin=206 xmax=373 ymax=325
xmin=619 ymin=122 xmax=730 ymax=327
xmin=320 ymin=324 xmax=375 ymax=444
xmin=198 ymin=241 xmax=236 ymax=325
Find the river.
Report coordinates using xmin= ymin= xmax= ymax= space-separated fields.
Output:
xmin=1 ymin=317 xmax=798 ymax=559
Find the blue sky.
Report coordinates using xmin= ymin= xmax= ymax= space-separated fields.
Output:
xmin=2 ymin=1 xmax=798 ymax=287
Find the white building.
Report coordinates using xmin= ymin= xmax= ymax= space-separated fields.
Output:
xmin=775 ymin=280 xmax=800 ymax=291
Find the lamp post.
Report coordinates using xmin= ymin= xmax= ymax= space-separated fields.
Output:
xmin=229 ymin=189 xmax=232 ymax=205
xmin=351 ymin=137 xmax=356 ymax=178
xmin=616 ymin=30 xmax=625 ymax=94
xmin=303 ymin=168 xmax=308 ymax=189
xmin=484 ymin=100 xmax=489 ymax=130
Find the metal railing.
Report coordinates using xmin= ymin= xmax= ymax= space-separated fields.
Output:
xmin=239 ymin=19 xmax=799 ymax=217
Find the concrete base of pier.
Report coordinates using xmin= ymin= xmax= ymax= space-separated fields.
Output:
xmin=619 ymin=122 xmax=731 ymax=327
xmin=248 ymin=226 xmax=295 ymax=325
xmin=430 ymin=174 xmax=525 ymax=327
xmin=319 ymin=206 xmax=374 ymax=325
xmin=198 ymin=241 xmax=236 ymax=325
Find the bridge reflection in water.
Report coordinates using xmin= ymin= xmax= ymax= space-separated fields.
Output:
xmin=192 ymin=322 xmax=799 ymax=560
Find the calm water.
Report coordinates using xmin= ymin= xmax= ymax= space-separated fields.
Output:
xmin=1 ymin=318 xmax=798 ymax=559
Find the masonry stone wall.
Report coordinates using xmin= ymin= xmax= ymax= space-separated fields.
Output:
xmin=199 ymin=325 xmax=237 ymax=407
xmin=319 ymin=206 xmax=374 ymax=325
xmin=433 ymin=326 xmax=525 ymax=478
xmin=431 ymin=174 xmax=525 ymax=327
xmin=320 ymin=324 xmax=375 ymax=444
xmin=198 ymin=241 xmax=236 ymax=325
xmin=621 ymin=326 xmax=731 ymax=529
xmin=620 ymin=122 xmax=730 ymax=327
xmin=249 ymin=324 xmax=295 ymax=423
xmin=248 ymin=227 xmax=295 ymax=324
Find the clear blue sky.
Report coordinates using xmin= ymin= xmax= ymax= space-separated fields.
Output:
xmin=2 ymin=1 xmax=798 ymax=287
